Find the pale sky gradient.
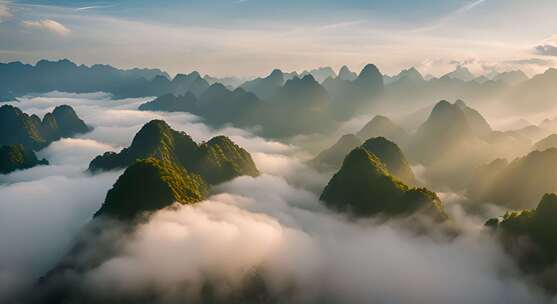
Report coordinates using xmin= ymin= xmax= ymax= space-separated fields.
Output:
xmin=0 ymin=0 xmax=556 ymax=77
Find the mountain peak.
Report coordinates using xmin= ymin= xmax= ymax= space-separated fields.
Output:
xmin=341 ymin=147 xmax=387 ymax=174
xmin=358 ymin=64 xmax=381 ymax=79
xmin=454 ymin=99 xmax=466 ymax=108
xmin=320 ymin=147 xmax=445 ymax=219
xmin=94 ymin=157 xmax=209 ymax=220
xmin=301 ymin=74 xmax=316 ymax=82
xmin=444 ymin=66 xmax=475 ymax=81
xmin=357 ymin=115 xmax=409 ymax=145
xmin=338 ymin=65 xmax=357 ymax=81
xmin=536 ymin=193 xmax=557 ymax=216
xmin=269 ymin=69 xmax=284 ymax=78
xmin=0 ymin=104 xmax=90 ymax=150
xmin=354 ymin=64 xmax=384 ymax=89
xmin=361 ymin=137 xmax=416 ymax=185
xmin=89 ymin=120 xmax=259 ymax=185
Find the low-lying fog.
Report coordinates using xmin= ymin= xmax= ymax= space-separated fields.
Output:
xmin=0 ymin=92 xmax=553 ymax=303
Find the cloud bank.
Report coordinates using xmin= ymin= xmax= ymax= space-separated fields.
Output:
xmin=0 ymin=93 xmax=553 ymax=303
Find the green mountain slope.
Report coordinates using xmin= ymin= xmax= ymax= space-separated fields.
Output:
xmin=89 ymin=119 xmax=259 ymax=184
xmin=0 ymin=104 xmax=91 ymax=150
xmin=94 ymin=158 xmax=208 ymax=219
xmin=320 ymin=147 xmax=445 ymax=219
xmin=0 ymin=144 xmax=48 ymax=174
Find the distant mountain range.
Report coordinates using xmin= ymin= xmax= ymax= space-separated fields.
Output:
xmin=141 ymin=69 xmax=383 ymax=138
xmin=0 ymin=59 xmax=170 ymax=100
xmin=5 ymin=59 xmax=557 ymax=142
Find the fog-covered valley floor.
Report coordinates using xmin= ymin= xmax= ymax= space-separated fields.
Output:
xmin=0 ymin=92 xmax=554 ymax=303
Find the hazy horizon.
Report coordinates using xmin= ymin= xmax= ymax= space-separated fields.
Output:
xmin=1 ymin=0 xmax=557 ymax=77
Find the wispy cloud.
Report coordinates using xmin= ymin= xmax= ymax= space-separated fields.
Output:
xmin=454 ymin=0 xmax=488 ymax=16
xmin=76 ymin=4 xmax=116 ymax=11
xmin=0 ymin=1 xmax=12 ymax=22
xmin=22 ymin=19 xmax=72 ymax=36
xmin=505 ymin=58 xmax=554 ymax=66
xmin=410 ymin=0 xmax=488 ymax=33
xmin=318 ymin=20 xmax=366 ymax=31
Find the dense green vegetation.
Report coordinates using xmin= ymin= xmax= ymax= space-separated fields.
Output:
xmin=95 ymin=157 xmax=209 ymax=220
xmin=361 ymin=137 xmax=416 ymax=185
xmin=88 ymin=120 xmax=259 ymax=184
xmin=194 ymin=136 xmax=260 ymax=184
xmin=0 ymin=144 xmax=48 ymax=174
xmin=90 ymin=120 xmax=259 ymax=219
xmin=312 ymin=134 xmax=415 ymax=185
xmin=0 ymin=104 xmax=91 ymax=150
xmin=320 ymin=147 xmax=445 ymax=220
xmin=487 ymin=193 xmax=557 ymax=290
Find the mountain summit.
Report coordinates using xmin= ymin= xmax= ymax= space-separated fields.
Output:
xmin=320 ymin=147 xmax=445 ymax=219
xmin=0 ymin=104 xmax=91 ymax=150
xmin=89 ymin=120 xmax=259 ymax=184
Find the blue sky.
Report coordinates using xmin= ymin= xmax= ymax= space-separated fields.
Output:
xmin=0 ymin=0 xmax=556 ymax=77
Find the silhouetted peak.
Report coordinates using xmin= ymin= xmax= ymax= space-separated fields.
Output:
xmin=338 ymin=134 xmax=361 ymax=145
xmin=36 ymin=59 xmax=77 ymax=69
xmin=536 ymin=193 xmax=557 ymax=215
xmin=399 ymin=67 xmax=423 ymax=80
xmin=0 ymin=104 xmax=21 ymax=115
xmin=232 ymin=87 xmax=248 ymax=94
xmin=137 ymin=119 xmax=172 ymax=134
xmin=206 ymin=135 xmax=234 ymax=146
xmin=131 ymin=120 xmax=174 ymax=145
xmin=207 ymin=82 xmax=228 ymax=91
xmin=269 ymin=69 xmax=284 ymax=78
xmin=363 ymin=136 xmax=391 ymax=147
xmin=52 ymin=104 xmax=77 ymax=116
xmin=339 ymin=65 xmax=351 ymax=74
xmin=444 ymin=66 xmax=475 ymax=81
xmin=338 ymin=65 xmax=357 ymax=81
xmin=41 ymin=112 xmax=56 ymax=125
xmin=431 ymin=100 xmax=453 ymax=112
xmin=172 ymin=73 xmax=188 ymax=82
xmin=284 ymin=74 xmax=319 ymax=87
xmin=358 ymin=64 xmax=381 ymax=79
xmin=454 ymin=99 xmax=466 ymax=108
xmin=342 ymin=147 xmax=386 ymax=173
xmin=370 ymin=115 xmax=392 ymax=124
xmin=189 ymin=71 xmax=201 ymax=79
xmin=301 ymin=74 xmax=316 ymax=82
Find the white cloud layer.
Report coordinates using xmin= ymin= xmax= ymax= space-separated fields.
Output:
xmin=0 ymin=93 xmax=553 ymax=303
xmin=22 ymin=19 xmax=71 ymax=36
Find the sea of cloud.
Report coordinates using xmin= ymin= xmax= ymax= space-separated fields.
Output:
xmin=0 ymin=93 xmax=553 ymax=303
